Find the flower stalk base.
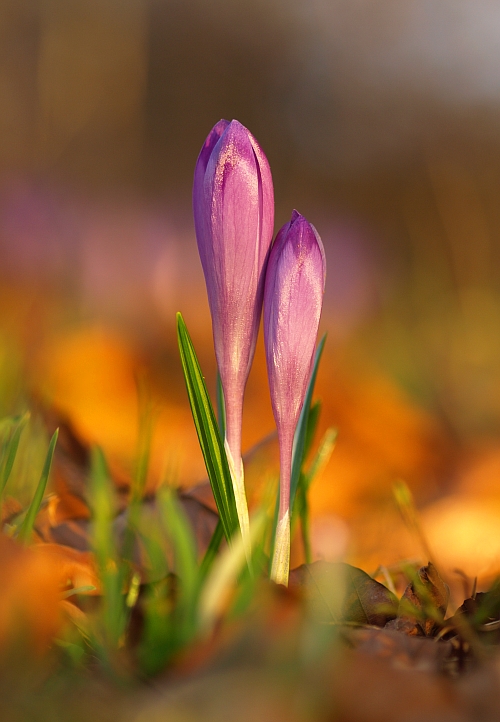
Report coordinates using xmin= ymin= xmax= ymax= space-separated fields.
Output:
xmin=224 ymin=439 xmax=251 ymax=562
xmin=270 ymin=510 xmax=290 ymax=586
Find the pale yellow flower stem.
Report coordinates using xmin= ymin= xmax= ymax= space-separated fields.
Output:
xmin=224 ymin=439 xmax=251 ymax=563
xmin=270 ymin=509 xmax=290 ymax=586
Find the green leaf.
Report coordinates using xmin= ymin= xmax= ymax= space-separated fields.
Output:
xmin=303 ymin=428 xmax=338 ymax=493
xmin=132 ymin=377 xmax=154 ymax=502
xmin=0 ymin=412 xmax=29 ymax=507
xmin=139 ymin=488 xmax=201 ymax=665
xmin=176 ymin=312 xmax=238 ymax=542
xmin=216 ymin=370 xmax=226 ymax=438
xmin=89 ymin=446 xmax=127 ymax=649
xmin=158 ymin=489 xmax=198 ymax=618
xmin=290 ymin=335 xmax=326 ymax=512
xmin=296 ymin=481 xmax=312 ymax=563
xmin=18 ymin=428 xmax=58 ymax=545
xmin=198 ymin=511 xmax=267 ymax=632
xmin=289 ymin=562 xmax=398 ymax=626
xmin=295 ymin=427 xmax=337 ymax=563
xmin=303 ymin=400 xmax=322 ymax=460
xmin=62 ymin=585 xmax=97 ymax=599
xmin=199 ymin=519 xmax=224 ymax=582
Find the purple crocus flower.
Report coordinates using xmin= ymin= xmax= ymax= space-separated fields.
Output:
xmin=264 ymin=211 xmax=326 ymax=584
xmin=193 ymin=119 xmax=274 ymax=548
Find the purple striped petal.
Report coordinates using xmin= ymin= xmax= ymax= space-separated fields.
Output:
xmin=193 ymin=119 xmax=229 ymax=274
xmin=264 ymin=210 xmax=326 ymax=433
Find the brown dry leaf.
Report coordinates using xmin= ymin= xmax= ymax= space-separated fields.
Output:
xmin=387 ymin=561 xmax=449 ymax=636
xmin=113 ymin=495 xmax=218 ymax=577
xmin=34 ymin=326 xmax=206 ymax=487
xmin=326 ymin=646 xmax=466 ymax=722
xmin=181 ymin=482 xmax=217 ymax=514
xmin=0 ymin=535 xmax=62 ymax=655
xmin=40 ymin=407 xmax=130 ymax=522
xmin=340 ymin=626 xmax=453 ymax=673
xmin=45 ymin=410 xmax=93 ymax=520
xmin=289 ymin=561 xmax=398 ymax=626
xmin=178 ymin=494 xmax=219 ymax=558
xmin=47 ymin=518 xmax=91 ymax=552
xmin=1 ymin=497 xmax=23 ymax=525
xmin=31 ymin=542 xmax=100 ymax=594
xmin=34 ymin=408 xmax=218 ymax=566
xmin=446 ymin=584 xmax=500 ymax=643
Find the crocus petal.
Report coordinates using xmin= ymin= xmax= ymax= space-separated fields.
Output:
xmin=193 ymin=119 xmax=229 ymax=274
xmin=265 ymin=211 xmax=325 ymax=429
xmin=203 ymin=121 xmax=271 ymax=380
xmin=264 ymin=211 xmax=326 ymax=585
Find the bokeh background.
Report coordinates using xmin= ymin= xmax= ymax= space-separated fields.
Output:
xmin=2 ymin=0 xmax=500 ymax=592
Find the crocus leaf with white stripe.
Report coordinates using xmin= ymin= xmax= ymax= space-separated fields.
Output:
xmin=177 ymin=312 xmax=239 ymax=543
xmin=290 ymin=334 xmax=326 ymax=512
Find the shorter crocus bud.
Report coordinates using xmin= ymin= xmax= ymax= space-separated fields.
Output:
xmin=193 ymin=120 xmax=274 ymax=553
xmin=264 ymin=211 xmax=326 ymax=585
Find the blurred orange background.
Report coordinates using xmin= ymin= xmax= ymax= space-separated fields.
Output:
xmin=3 ymin=0 xmax=500 ymax=594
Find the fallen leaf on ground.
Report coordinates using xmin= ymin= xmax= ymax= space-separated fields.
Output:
xmin=289 ymin=561 xmax=398 ymax=626
xmin=387 ymin=562 xmax=449 ymax=636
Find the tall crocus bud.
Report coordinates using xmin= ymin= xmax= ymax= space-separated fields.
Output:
xmin=264 ymin=211 xmax=326 ymax=585
xmin=193 ymin=119 xmax=274 ymax=552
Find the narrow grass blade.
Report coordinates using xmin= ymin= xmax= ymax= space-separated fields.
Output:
xmin=295 ymin=428 xmax=337 ymax=563
xmin=89 ymin=446 xmax=126 ymax=649
xmin=144 ymin=488 xmax=199 ymax=666
xmin=393 ymin=479 xmax=435 ymax=565
xmin=297 ymin=483 xmax=312 ymax=563
xmin=303 ymin=400 xmax=321 ymax=460
xmin=216 ymin=370 xmax=226 ymax=438
xmin=177 ymin=312 xmax=238 ymax=542
xmin=158 ymin=488 xmax=198 ymax=598
xmin=290 ymin=334 xmax=326 ymax=511
xmin=90 ymin=447 xmax=116 ymax=565
xmin=62 ymin=585 xmax=97 ymax=599
xmin=121 ymin=381 xmax=155 ymax=568
xmin=199 ymin=519 xmax=224 ymax=582
xmin=133 ymin=380 xmax=154 ymax=502
xmin=303 ymin=428 xmax=338 ymax=493
xmin=199 ymin=511 xmax=267 ymax=632
xmin=0 ymin=412 xmax=29 ymax=506
xmin=18 ymin=428 xmax=58 ymax=545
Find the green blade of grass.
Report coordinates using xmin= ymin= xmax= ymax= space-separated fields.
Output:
xmin=303 ymin=400 xmax=321 ymax=460
xmin=158 ymin=489 xmax=198 ymax=625
xmin=198 ymin=510 xmax=267 ymax=632
xmin=62 ymin=585 xmax=97 ymax=599
xmin=393 ymin=479 xmax=435 ymax=566
xmin=89 ymin=446 xmax=127 ymax=649
xmin=177 ymin=312 xmax=238 ymax=542
xmin=0 ymin=412 xmax=30 ymax=507
xmin=137 ymin=487 xmax=201 ymax=669
xmin=297 ymin=483 xmax=312 ymax=563
xmin=132 ymin=376 xmax=155 ymax=502
xmin=199 ymin=519 xmax=224 ymax=582
xmin=18 ymin=428 xmax=58 ymax=545
xmin=290 ymin=334 xmax=326 ymax=513
xmin=216 ymin=370 xmax=226 ymax=438
xmin=294 ymin=428 xmax=338 ymax=563
xmin=303 ymin=428 xmax=338 ymax=493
